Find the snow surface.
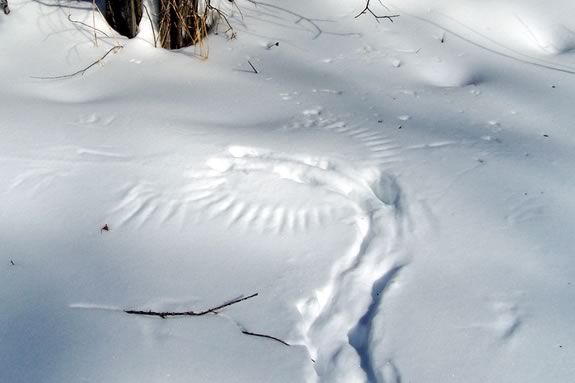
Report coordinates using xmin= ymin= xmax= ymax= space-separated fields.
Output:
xmin=1 ymin=0 xmax=575 ymax=382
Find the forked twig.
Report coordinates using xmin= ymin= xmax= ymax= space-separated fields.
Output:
xmin=124 ymin=293 xmax=259 ymax=318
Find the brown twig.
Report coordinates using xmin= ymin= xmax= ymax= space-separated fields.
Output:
xmin=124 ymin=293 xmax=258 ymax=318
xmin=32 ymin=45 xmax=123 ymax=80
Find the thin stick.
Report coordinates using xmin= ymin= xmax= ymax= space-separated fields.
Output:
xmin=124 ymin=293 xmax=258 ymax=319
xmin=241 ymin=330 xmax=290 ymax=346
xmin=247 ymin=60 xmax=258 ymax=74
xmin=32 ymin=46 xmax=123 ymax=80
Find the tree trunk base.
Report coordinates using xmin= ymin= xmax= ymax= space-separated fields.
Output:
xmin=105 ymin=0 xmax=143 ymax=39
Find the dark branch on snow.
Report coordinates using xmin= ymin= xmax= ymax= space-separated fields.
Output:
xmin=247 ymin=60 xmax=258 ymax=74
xmin=124 ymin=293 xmax=259 ymax=318
xmin=241 ymin=330 xmax=290 ymax=346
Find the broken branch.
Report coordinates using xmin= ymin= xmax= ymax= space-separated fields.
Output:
xmin=124 ymin=293 xmax=259 ymax=318
xmin=241 ymin=330 xmax=290 ymax=346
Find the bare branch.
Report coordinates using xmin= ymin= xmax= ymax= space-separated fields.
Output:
xmin=124 ymin=293 xmax=259 ymax=318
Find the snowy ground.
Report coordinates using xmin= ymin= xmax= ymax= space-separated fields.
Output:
xmin=1 ymin=0 xmax=575 ymax=382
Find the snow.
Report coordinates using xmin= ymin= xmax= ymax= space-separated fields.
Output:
xmin=1 ymin=0 xmax=575 ymax=382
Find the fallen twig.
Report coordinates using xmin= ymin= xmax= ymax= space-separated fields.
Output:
xmin=247 ymin=60 xmax=258 ymax=74
xmin=124 ymin=293 xmax=258 ymax=318
xmin=32 ymin=45 xmax=123 ymax=80
xmin=241 ymin=330 xmax=290 ymax=346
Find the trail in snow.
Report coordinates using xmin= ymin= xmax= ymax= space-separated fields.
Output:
xmin=202 ymin=145 xmax=407 ymax=383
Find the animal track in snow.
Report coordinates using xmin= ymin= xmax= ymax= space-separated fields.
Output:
xmin=107 ymin=113 xmax=408 ymax=382
xmin=201 ymin=148 xmax=358 ymax=233
xmin=109 ymin=144 xmax=380 ymax=234
xmin=9 ymin=167 xmax=71 ymax=196
xmin=292 ymin=178 xmax=404 ymax=383
xmin=110 ymin=110 xmax=403 ymax=236
xmin=467 ymin=300 xmax=523 ymax=342
xmin=205 ymin=144 xmax=406 ymax=382
xmin=489 ymin=301 xmax=522 ymax=340
xmin=278 ymin=109 xmax=402 ymax=169
xmin=109 ymin=176 xmax=225 ymax=229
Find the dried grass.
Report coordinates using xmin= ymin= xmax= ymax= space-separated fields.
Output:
xmin=158 ymin=0 xmax=216 ymax=55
